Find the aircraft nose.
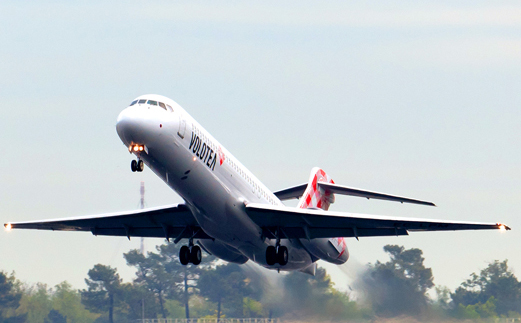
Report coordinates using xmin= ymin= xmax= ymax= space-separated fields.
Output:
xmin=116 ymin=103 xmax=175 ymax=149
xmin=116 ymin=107 xmax=149 ymax=146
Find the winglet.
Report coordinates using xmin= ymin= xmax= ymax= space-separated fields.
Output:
xmin=497 ymin=223 xmax=511 ymax=231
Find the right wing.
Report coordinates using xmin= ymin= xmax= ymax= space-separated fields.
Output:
xmin=273 ymin=182 xmax=435 ymax=206
xmin=246 ymin=203 xmax=509 ymax=239
xmin=4 ymin=204 xmax=212 ymax=241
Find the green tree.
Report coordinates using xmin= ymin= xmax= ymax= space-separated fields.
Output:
xmin=159 ymin=243 xmax=215 ymax=319
xmin=119 ymin=282 xmax=159 ymax=321
xmin=323 ymin=290 xmax=371 ymax=321
xmin=163 ymin=299 xmax=184 ymax=318
xmin=53 ymin=281 xmax=96 ymax=323
xmin=243 ymin=297 xmax=264 ymax=317
xmin=81 ymin=265 xmax=122 ymax=323
xmin=125 ymin=242 xmax=216 ymax=319
xmin=16 ymin=283 xmax=53 ymax=323
xmin=361 ymin=245 xmax=434 ymax=317
xmin=454 ymin=296 xmax=498 ymax=319
xmin=124 ymin=249 xmax=173 ymax=318
xmin=44 ymin=309 xmax=67 ymax=323
xmin=429 ymin=285 xmax=452 ymax=319
xmin=451 ymin=259 xmax=521 ymax=315
xmin=282 ymin=266 xmax=334 ymax=318
xmin=0 ymin=271 xmax=26 ymax=323
xmin=198 ymin=263 xmax=250 ymax=319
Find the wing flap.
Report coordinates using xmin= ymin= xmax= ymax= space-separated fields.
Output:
xmin=246 ymin=203 xmax=508 ymax=240
xmin=5 ymin=204 xmax=212 ymax=240
xmin=264 ymin=226 xmax=409 ymax=239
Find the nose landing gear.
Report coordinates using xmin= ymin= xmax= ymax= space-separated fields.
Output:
xmin=129 ymin=144 xmax=146 ymax=172
xmin=131 ymin=159 xmax=144 ymax=172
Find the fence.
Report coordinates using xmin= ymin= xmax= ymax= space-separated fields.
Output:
xmin=137 ymin=319 xmax=280 ymax=323
xmin=136 ymin=319 xmax=521 ymax=323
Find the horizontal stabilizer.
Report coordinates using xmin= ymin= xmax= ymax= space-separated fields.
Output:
xmin=273 ymin=183 xmax=307 ymax=200
xmin=318 ymin=182 xmax=436 ymax=206
xmin=273 ymin=182 xmax=435 ymax=206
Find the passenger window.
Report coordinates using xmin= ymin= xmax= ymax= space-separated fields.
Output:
xmin=166 ymin=104 xmax=173 ymax=112
xmin=158 ymin=102 xmax=167 ymax=110
xmin=130 ymin=100 xmax=138 ymax=106
xmin=147 ymin=100 xmax=158 ymax=106
xmin=138 ymin=99 xmax=146 ymax=104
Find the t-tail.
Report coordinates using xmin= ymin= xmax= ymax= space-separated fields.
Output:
xmin=298 ymin=168 xmax=349 ymax=269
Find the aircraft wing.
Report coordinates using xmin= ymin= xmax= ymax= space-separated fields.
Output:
xmin=4 ymin=204 xmax=212 ymax=241
xmin=273 ymin=183 xmax=435 ymax=206
xmin=245 ymin=203 xmax=509 ymax=239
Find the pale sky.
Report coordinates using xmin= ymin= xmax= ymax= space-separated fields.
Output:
xmin=1 ymin=1 xmax=520 ymax=293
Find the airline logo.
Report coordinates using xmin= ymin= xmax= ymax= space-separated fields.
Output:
xmin=218 ymin=146 xmax=226 ymax=166
xmin=329 ymin=237 xmax=347 ymax=258
xmin=189 ymin=132 xmax=218 ymax=171
xmin=298 ymin=168 xmax=335 ymax=211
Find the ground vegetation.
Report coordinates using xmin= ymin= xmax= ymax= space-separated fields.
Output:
xmin=2 ymin=243 xmax=521 ymax=322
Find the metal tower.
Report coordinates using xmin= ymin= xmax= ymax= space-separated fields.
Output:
xmin=140 ymin=181 xmax=145 ymax=254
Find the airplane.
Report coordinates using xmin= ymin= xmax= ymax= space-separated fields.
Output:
xmin=5 ymin=94 xmax=510 ymax=275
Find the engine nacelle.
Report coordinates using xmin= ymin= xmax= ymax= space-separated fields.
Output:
xmin=198 ymin=239 xmax=248 ymax=264
xmin=300 ymin=237 xmax=349 ymax=265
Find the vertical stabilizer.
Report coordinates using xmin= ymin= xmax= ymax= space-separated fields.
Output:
xmin=298 ymin=168 xmax=348 ymax=265
xmin=298 ymin=167 xmax=335 ymax=210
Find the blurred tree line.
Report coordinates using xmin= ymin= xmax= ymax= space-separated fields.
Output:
xmin=1 ymin=242 xmax=520 ymax=322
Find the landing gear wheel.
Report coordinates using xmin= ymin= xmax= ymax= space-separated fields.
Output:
xmin=277 ymin=246 xmax=288 ymax=266
xmin=131 ymin=160 xmax=137 ymax=172
xmin=179 ymin=245 xmax=190 ymax=265
xmin=137 ymin=160 xmax=144 ymax=172
xmin=190 ymin=245 xmax=202 ymax=265
xmin=266 ymin=245 xmax=277 ymax=266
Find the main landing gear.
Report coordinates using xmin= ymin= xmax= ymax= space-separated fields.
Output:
xmin=131 ymin=159 xmax=144 ymax=172
xmin=266 ymin=244 xmax=288 ymax=266
xmin=179 ymin=243 xmax=202 ymax=266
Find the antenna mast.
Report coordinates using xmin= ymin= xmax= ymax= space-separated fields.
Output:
xmin=140 ymin=181 xmax=145 ymax=254
xmin=140 ymin=181 xmax=145 ymax=322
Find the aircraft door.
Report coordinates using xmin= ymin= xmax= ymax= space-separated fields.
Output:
xmin=177 ymin=115 xmax=186 ymax=138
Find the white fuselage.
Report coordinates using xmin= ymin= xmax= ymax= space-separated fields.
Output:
xmin=116 ymin=94 xmax=348 ymax=271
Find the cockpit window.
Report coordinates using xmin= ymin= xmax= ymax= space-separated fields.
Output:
xmin=158 ymin=102 xmax=167 ymax=110
xmin=130 ymin=100 xmax=138 ymax=106
xmin=166 ymin=104 xmax=173 ymax=112
xmin=138 ymin=99 xmax=146 ymax=104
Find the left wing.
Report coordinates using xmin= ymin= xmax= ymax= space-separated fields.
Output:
xmin=245 ymin=203 xmax=509 ymax=240
xmin=4 ymin=204 xmax=212 ymax=241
